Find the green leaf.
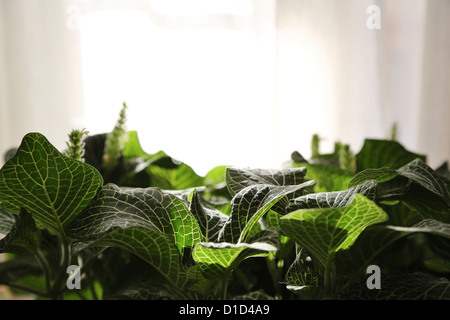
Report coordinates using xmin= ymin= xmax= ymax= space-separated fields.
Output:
xmin=424 ymin=258 xmax=450 ymax=273
xmin=67 ymin=184 xmax=203 ymax=256
xmin=0 ymin=133 xmax=103 ymax=237
xmin=0 ymin=205 xmax=16 ymax=236
xmin=348 ymin=167 xmax=398 ymax=187
xmin=295 ymin=163 xmax=353 ymax=192
xmin=350 ymin=158 xmax=450 ymax=206
xmin=225 ymin=167 xmax=308 ymax=196
xmin=204 ymin=165 xmax=228 ymax=188
xmin=0 ymin=210 xmax=39 ymax=254
xmin=0 ymin=254 xmax=43 ymax=285
xmin=225 ymin=167 xmax=311 ymax=215
xmin=400 ymin=185 xmax=450 ymax=223
xmin=285 ymin=245 xmax=320 ymax=288
xmin=146 ymin=162 xmax=204 ymax=190
xmin=396 ymin=158 xmax=450 ymax=206
xmin=288 ymin=179 xmax=377 ymax=211
xmin=83 ymin=226 xmax=188 ymax=288
xmin=121 ymin=130 xmax=147 ymax=158
xmin=379 ymin=200 xmax=422 ymax=227
xmin=219 ymin=181 xmax=315 ymax=243
xmin=356 ymin=139 xmax=426 ymax=171
xmin=190 ymin=228 xmax=280 ymax=280
xmin=385 ymin=218 xmax=450 ymax=238
xmin=336 ymin=219 xmax=450 ymax=283
xmin=280 ymin=194 xmax=389 ymax=268
xmin=188 ymin=189 xmax=228 ymax=242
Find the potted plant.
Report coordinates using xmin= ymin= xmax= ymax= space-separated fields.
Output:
xmin=0 ymin=104 xmax=449 ymax=300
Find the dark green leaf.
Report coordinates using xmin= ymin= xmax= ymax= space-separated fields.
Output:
xmin=0 ymin=133 xmax=103 ymax=236
xmin=336 ymin=219 xmax=450 ymax=283
xmin=219 ymin=181 xmax=314 ymax=243
xmin=356 ymin=139 xmax=426 ymax=171
xmin=396 ymin=158 xmax=450 ymax=206
xmin=295 ymin=163 xmax=353 ymax=192
xmin=288 ymin=179 xmax=377 ymax=210
xmin=285 ymin=245 xmax=320 ymax=288
xmin=188 ymin=189 xmax=228 ymax=242
xmin=82 ymin=226 xmax=188 ymax=288
xmin=0 ymin=254 xmax=43 ymax=285
xmin=0 ymin=210 xmax=39 ymax=254
xmin=225 ymin=167 xmax=308 ymax=196
xmin=280 ymin=194 xmax=389 ymax=268
xmin=67 ymin=184 xmax=203 ymax=255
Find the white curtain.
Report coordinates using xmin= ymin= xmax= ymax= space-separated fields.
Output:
xmin=0 ymin=0 xmax=449 ymax=174
xmin=0 ymin=0 xmax=84 ymax=160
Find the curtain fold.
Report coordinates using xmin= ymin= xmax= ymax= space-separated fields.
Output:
xmin=417 ymin=0 xmax=450 ymax=167
xmin=0 ymin=0 xmax=84 ymax=161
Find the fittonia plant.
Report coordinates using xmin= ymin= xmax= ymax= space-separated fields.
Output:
xmin=0 ymin=106 xmax=449 ymax=300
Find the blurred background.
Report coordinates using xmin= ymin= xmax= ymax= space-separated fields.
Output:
xmin=0 ymin=0 xmax=448 ymax=176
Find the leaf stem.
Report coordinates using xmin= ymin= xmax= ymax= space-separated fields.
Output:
xmin=266 ymin=256 xmax=283 ymax=300
xmin=221 ymin=271 xmax=232 ymax=300
xmin=324 ymin=255 xmax=336 ymax=295
xmin=34 ymin=249 xmax=51 ymax=295
xmin=49 ymin=236 xmax=72 ymax=300
xmin=86 ymin=270 xmax=100 ymax=300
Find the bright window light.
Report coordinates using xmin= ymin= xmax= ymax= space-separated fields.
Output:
xmin=149 ymin=0 xmax=254 ymax=16
xmin=79 ymin=8 xmax=274 ymax=175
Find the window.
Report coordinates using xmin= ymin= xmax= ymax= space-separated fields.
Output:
xmin=78 ymin=0 xmax=276 ymax=175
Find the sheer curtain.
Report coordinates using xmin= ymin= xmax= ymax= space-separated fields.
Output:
xmin=0 ymin=0 xmax=84 ymax=161
xmin=0 ymin=0 xmax=449 ymax=175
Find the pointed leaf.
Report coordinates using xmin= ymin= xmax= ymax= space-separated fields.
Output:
xmin=280 ymin=194 xmax=388 ymax=268
xmin=188 ymin=189 xmax=228 ymax=242
xmin=146 ymin=162 xmax=204 ymax=190
xmin=336 ymin=219 xmax=450 ymax=282
xmin=219 ymin=181 xmax=315 ymax=243
xmin=296 ymin=163 xmax=353 ymax=192
xmin=350 ymin=158 xmax=450 ymax=206
xmin=285 ymin=245 xmax=320 ymax=288
xmin=82 ymin=226 xmax=188 ymax=288
xmin=225 ymin=167 xmax=308 ymax=196
xmin=396 ymin=158 xmax=450 ymax=206
xmin=190 ymin=228 xmax=280 ymax=280
xmin=288 ymin=179 xmax=377 ymax=210
xmin=67 ymin=184 xmax=203 ymax=255
xmin=0 ymin=133 xmax=103 ymax=236
xmin=356 ymin=139 xmax=426 ymax=171
xmin=226 ymin=167 xmax=310 ymax=214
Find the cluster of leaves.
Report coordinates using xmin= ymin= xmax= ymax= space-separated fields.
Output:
xmin=0 ymin=109 xmax=449 ymax=300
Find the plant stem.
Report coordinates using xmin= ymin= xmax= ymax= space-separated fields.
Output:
xmin=266 ymin=256 xmax=283 ymax=300
xmin=86 ymin=270 xmax=100 ymax=300
xmin=221 ymin=271 xmax=232 ymax=300
xmin=34 ymin=249 xmax=51 ymax=295
xmin=49 ymin=236 xmax=71 ymax=300
xmin=324 ymin=256 xmax=336 ymax=295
